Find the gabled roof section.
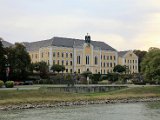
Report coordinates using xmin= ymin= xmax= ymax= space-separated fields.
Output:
xmin=1 ymin=40 xmax=13 ymax=48
xmin=118 ymin=51 xmax=129 ymax=57
xmin=23 ymin=39 xmax=53 ymax=51
xmin=24 ymin=36 xmax=117 ymax=51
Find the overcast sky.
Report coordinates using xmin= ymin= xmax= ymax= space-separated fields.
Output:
xmin=0 ymin=0 xmax=160 ymax=51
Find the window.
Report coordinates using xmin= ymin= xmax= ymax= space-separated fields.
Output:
xmin=86 ymin=56 xmax=90 ymax=65
xmin=103 ymin=62 xmax=106 ymax=67
xmin=135 ymin=60 xmax=137 ymax=63
xmin=78 ymin=69 xmax=80 ymax=73
xmin=130 ymin=60 xmax=132 ymax=63
xmin=66 ymin=53 xmax=68 ymax=58
xmin=41 ymin=53 xmax=43 ymax=58
xmin=125 ymin=59 xmax=126 ymax=63
xmin=133 ymin=65 xmax=134 ymax=69
xmin=62 ymin=60 xmax=64 ymax=65
xmin=77 ymin=56 xmax=81 ymax=64
xmin=62 ymin=53 xmax=64 ymax=58
xmin=107 ymin=63 xmax=109 ymax=67
xmin=133 ymin=60 xmax=134 ymax=63
xmin=48 ymin=60 xmax=49 ymax=65
xmin=114 ymin=56 xmax=116 ymax=60
xmin=110 ymin=56 xmax=112 ymax=60
xmin=70 ymin=69 xmax=72 ymax=73
xmin=101 ymin=55 xmax=102 ymax=59
xmin=70 ymin=53 xmax=72 ymax=58
xmin=104 ymin=69 xmax=106 ymax=74
xmin=53 ymin=60 xmax=55 ymax=65
xmin=66 ymin=61 xmax=68 ymax=66
xmin=53 ymin=52 xmax=55 ymax=57
xmin=101 ymin=62 xmax=102 ymax=67
xmin=48 ymin=52 xmax=49 ymax=57
xmin=110 ymin=63 xmax=112 ymax=67
xmin=95 ymin=56 xmax=98 ymax=65
xmin=70 ymin=61 xmax=72 ymax=66
xmin=107 ymin=56 xmax=109 ymax=60
xmin=114 ymin=63 xmax=116 ymax=67
xmin=35 ymin=54 xmax=37 ymax=59
xmin=95 ymin=69 xmax=97 ymax=73
xmin=103 ymin=55 xmax=106 ymax=60
xmin=101 ymin=69 xmax=102 ymax=74
xmin=57 ymin=60 xmax=59 ymax=65
xmin=66 ymin=69 xmax=68 ymax=73
xmin=87 ymin=68 xmax=89 ymax=71
xmin=57 ymin=52 xmax=59 ymax=57
xmin=135 ymin=66 xmax=137 ymax=70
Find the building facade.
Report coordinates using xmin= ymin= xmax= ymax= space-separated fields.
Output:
xmin=118 ymin=51 xmax=139 ymax=73
xmin=22 ymin=35 xmax=138 ymax=74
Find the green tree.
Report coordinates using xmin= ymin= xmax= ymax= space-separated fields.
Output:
xmin=6 ymin=43 xmax=31 ymax=80
xmin=0 ymin=38 xmax=6 ymax=80
xmin=113 ymin=65 xmax=126 ymax=73
xmin=133 ymin=50 xmax=147 ymax=72
xmin=141 ymin=47 xmax=160 ymax=83
xmin=81 ymin=71 xmax=92 ymax=78
xmin=33 ymin=61 xmax=49 ymax=79
xmin=51 ymin=64 xmax=65 ymax=73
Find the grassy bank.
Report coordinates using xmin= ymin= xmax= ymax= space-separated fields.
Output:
xmin=0 ymin=86 xmax=160 ymax=106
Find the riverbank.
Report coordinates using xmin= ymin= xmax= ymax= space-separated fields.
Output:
xmin=0 ymin=86 xmax=160 ymax=110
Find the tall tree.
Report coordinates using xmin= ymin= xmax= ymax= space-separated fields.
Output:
xmin=0 ymin=38 xmax=6 ymax=80
xmin=133 ymin=50 xmax=147 ymax=72
xmin=113 ymin=65 xmax=126 ymax=73
xmin=6 ymin=43 xmax=31 ymax=80
xmin=141 ymin=47 xmax=160 ymax=83
xmin=51 ymin=64 xmax=65 ymax=73
xmin=33 ymin=61 xmax=49 ymax=79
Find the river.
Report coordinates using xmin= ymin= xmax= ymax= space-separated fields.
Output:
xmin=0 ymin=102 xmax=160 ymax=120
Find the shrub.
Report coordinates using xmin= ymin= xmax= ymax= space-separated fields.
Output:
xmin=0 ymin=80 xmax=4 ymax=88
xmin=5 ymin=81 xmax=14 ymax=88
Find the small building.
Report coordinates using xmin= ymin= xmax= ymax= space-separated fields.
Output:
xmin=118 ymin=51 xmax=139 ymax=73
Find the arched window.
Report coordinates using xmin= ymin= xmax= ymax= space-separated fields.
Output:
xmin=70 ymin=53 xmax=72 ymax=58
xmin=86 ymin=56 xmax=90 ymax=65
xmin=66 ymin=53 xmax=68 ymax=58
xmin=95 ymin=56 xmax=98 ymax=65
xmin=77 ymin=56 xmax=81 ymax=64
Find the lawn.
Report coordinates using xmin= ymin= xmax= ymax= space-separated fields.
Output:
xmin=0 ymin=86 xmax=160 ymax=106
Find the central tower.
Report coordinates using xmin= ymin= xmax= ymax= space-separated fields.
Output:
xmin=85 ymin=33 xmax=91 ymax=44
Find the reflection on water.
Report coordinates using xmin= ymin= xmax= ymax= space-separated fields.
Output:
xmin=0 ymin=102 xmax=160 ymax=120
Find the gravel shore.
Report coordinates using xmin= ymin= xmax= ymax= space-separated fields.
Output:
xmin=1 ymin=97 xmax=160 ymax=111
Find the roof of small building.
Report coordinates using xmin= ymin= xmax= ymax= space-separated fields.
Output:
xmin=23 ymin=37 xmax=117 ymax=51
xmin=118 ymin=51 xmax=129 ymax=57
xmin=1 ymin=40 xmax=13 ymax=48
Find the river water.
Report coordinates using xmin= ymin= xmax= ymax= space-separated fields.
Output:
xmin=0 ymin=102 xmax=160 ymax=120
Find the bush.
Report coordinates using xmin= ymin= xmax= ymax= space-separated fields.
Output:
xmin=0 ymin=80 xmax=4 ymax=88
xmin=5 ymin=81 xmax=14 ymax=88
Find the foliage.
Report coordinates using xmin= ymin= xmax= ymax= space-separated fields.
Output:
xmin=33 ymin=61 xmax=49 ymax=79
xmin=5 ymin=81 xmax=14 ymax=88
xmin=141 ymin=47 xmax=160 ymax=83
xmin=0 ymin=38 xmax=6 ymax=80
xmin=65 ymin=74 xmax=74 ymax=86
xmin=0 ymin=80 xmax=4 ymax=88
xmin=51 ymin=64 xmax=65 ymax=73
xmin=81 ymin=71 xmax=92 ymax=78
xmin=133 ymin=50 xmax=147 ymax=72
xmin=113 ymin=65 xmax=126 ymax=73
xmin=92 ymin=73 xmax=101 ymax=84
xmin=107 ymin=73 xmax=119 ymax=82
xmin=5 ymin=43 xmax=31 ymax=81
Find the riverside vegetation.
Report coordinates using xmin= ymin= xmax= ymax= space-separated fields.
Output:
xmin=0 ymin=86 xmax=160 ymax=110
